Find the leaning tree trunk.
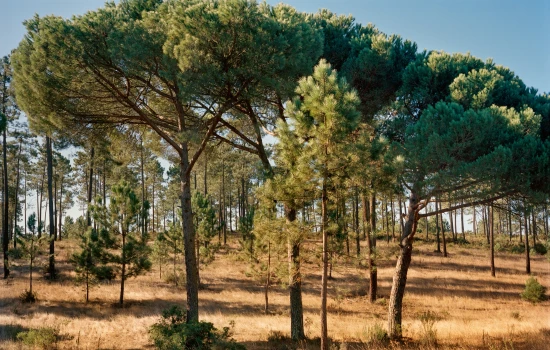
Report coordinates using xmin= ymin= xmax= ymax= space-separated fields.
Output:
xmin=46 ymin=136 xmax=55 ymax=278
xmin=388 ymin=191 xmax=420 ymax=339
xmin=180 ymin=145 xmax=199 ymax=323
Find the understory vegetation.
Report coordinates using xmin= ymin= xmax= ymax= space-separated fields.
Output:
xmin=0 ymin=0 xmax=549 ymax=349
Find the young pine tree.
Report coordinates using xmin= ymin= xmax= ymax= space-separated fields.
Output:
xmin=276 ymin=59 xmax=361 ymax=350
xmin=93 ymin=181 xmax=151 ymax=305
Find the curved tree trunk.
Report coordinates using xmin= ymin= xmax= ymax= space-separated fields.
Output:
xmin=388 ymin=192 xmax=419 ymax=339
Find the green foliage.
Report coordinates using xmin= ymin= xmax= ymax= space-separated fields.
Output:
xmin=16 ymin=327 xmax=59 ymax=349
xmin=192 ymin=191 xmax=218 ymax=265
xmin=149 ymin=306 xmax=244 ymax=350
xmin=533 ymin=242 xmax=547 ymax=255
xmin=69 ymin=227 xmax=114 ymax=301
xmin=520 ymin=277 xmax=546 ymax=303
xmin=362 ymin=323 xmax=389 ymax=346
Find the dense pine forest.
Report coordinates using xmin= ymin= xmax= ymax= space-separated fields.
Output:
xmin=0 ymin=0 xmax=549 ymax=349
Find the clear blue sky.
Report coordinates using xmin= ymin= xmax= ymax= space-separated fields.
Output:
xmin=2 ymin=0 xmax=549 ymax=94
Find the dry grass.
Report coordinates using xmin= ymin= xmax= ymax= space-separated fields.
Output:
xmin=0 ymin=235 xmax=548 ymax=349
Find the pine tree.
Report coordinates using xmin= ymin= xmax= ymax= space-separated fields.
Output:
xmin=275 ymin=59 xmax=360 ymax=350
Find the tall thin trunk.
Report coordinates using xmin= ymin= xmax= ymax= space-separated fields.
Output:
xmin=489 ymin=204 xmax=495 ymax=277
xmin=525 ymin=211 xmax=531 ymax=274
xmin=461 ymin=201 xmax=465 ymax=240
xmin=46 ymin=136 xmax=55 ymax=278
xmin=362 ymin=191 xmax=376 ymax=303
xmin=140 ymin=137 xmax=145 ymax=236
xmin=87 ymin=147 xmax=95 ymax=227
xmin=435 ymin=202 xmax=441 ymax=253
xmin=473 ymin=205 xmax=477 ymax=236
xmin=58 ymin=176 xmax=63 ymax=241
xmin=440 ymin=202 xmax=447 ymax=257
xmin=320 ymin=184 xmax=328 ymax=350
xmin=120 ymin=231 xmax=126 ymax=305
xmin=2 ymin=115 xmax=8 ymax=278
xmin=507 ymin=199 xmax=512 ymax=242
xmin=391 ymin=195 xmax=396 ymax=241
xmin=264 ymin=240 xmax=270 ymax=314
xmin=449 ymin=205 xmax=455 ymax=242
xmin=355 ymin=188 xmax=360 ymax=257
xmin=12 ymin=141 xmax=22 ymax=248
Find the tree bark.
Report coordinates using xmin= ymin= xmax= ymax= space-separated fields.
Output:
xmin=2 ymin=115 xmax=8 ymax=279
xmin=320 ymin=184 xmax=328 ymax=350
xmin=180 ymin=146 xmax=199 ymax=323
xmin=287 ymin=205 xmax=304 ymax=340
xmin=524 ymin=211 xmax=531 ymax=274
xmin=87 ymin=147 xmax=95 ymax=227
xmin=120 ymin=231 xmax=126 ymax=305
xmin=46 ymin=136 xmax=55 ymax=278
xmin=388 ymin=191 xmax=419 ymax=339
xmin=489 ymin=204 xmax=495 ymax=277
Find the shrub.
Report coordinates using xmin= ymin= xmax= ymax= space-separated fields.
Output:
xmin=19 ymin=289 xmax=37 ymax=303
xmin=533 ymin=243 xmax=547 ymax=255
xmin=149 ymin=306 xmax=245 ymax=350
xmin=520 ymin=277 xmax=546 ymax=303
xmin=418 ymin=311 xmax=438 ymax=347
xmin=362 ymin=323 xmax=388 ymax=346
xmin=16 ymin=327 xmax=59 ymax=349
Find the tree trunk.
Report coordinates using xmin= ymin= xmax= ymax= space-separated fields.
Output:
xmin=388 ymin=191 xmax=419 ymax=339
xmin=320 ymin=184 xmax=328 ymax=350
xmin=12 ymin=141 xmax=22 ymax=248
xmin=2 ymin=121 xmax=8 ymax=279
xmin=489 ymin=204 xmax=495 ymax=277
xmin=355 ymin=188 xmax=360 ymax=258
xmin=46 ymin=136 xmax=55 ymax=278
xmin=524 ymin=211 xmax=531 ymax=274
xmin=265 ymin=240 xmax=270 ymax=314
xmin=180 ymin=147 xmax=199 ymax=323
xmin=369 ymin=192 xmax=377 ymax=301
xmin=440 ymin=202 xmax=447 ymax=257
xmin=362 ymin=192 xmax=375 ymax=303
xmin=435 ymin=202 xmax=441 ymax=253
xmin=87 ymin=147 xmax=95 ymax=227
xmin=287 ymin=205 xmax=304 ymax=340
xmin=120 ymin=232 xmax=126 ymax=305
xmin=461 ymin=201 xmax=465 ymax=240
xmin=58 ymin=176 xmax=63 ymax=241
xmin=473 ymin=205 xmax=477 ymax=236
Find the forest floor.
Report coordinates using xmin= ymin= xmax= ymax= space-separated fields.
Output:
xmin=0 ymin=233 xmax=548 ymax=349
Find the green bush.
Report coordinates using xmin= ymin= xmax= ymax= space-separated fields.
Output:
xmin=362 ymin=323 xmax=388 ymax=346
xmin=511 ymin=243 xmax=525 ymax=254
xmin=520 ymin=277 xmax=546 ymax=303
xmin=533 ymin=243 xmax=547 ymax=255
xmin=149 ymin=306 xmax=245 ymax=350
xmin=16 ymin=327 xmax=59 ymax=349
